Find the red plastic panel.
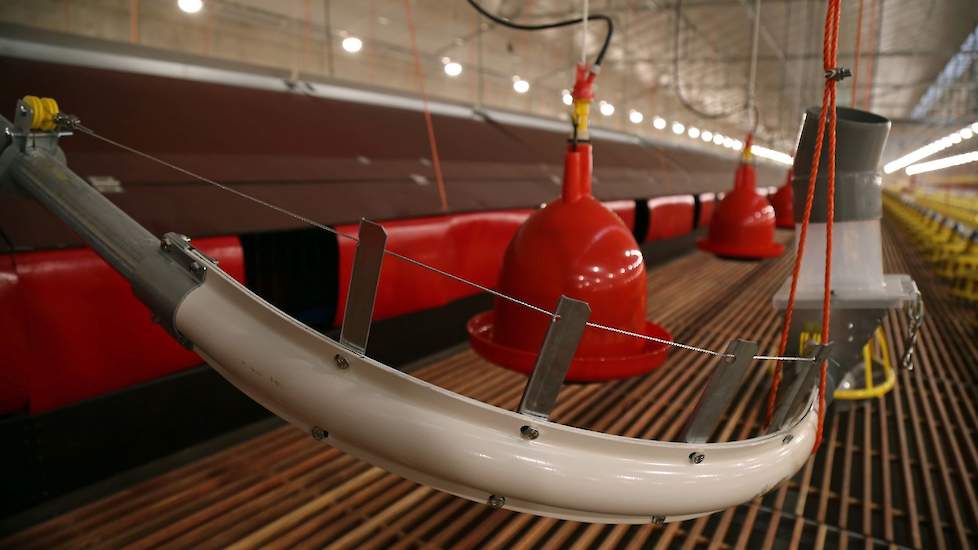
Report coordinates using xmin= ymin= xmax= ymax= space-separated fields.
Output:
xmin=602 ymin=200 xmax=636 ymax=231
xmin=698 ymin=193 xmax=716 ymax=228
xmin=13 ymin=237 xmax=245 ymax=413
xmin=0 ymin=253 xmax=29 ymax=414
xmin=334 ymin=210 xmax=531 ymax=326
xmin=645 ymin=196 xmax=695 ymax=241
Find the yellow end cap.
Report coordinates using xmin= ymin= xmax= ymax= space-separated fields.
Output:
xmin=22 ymin=95 xmax=60 ymax=131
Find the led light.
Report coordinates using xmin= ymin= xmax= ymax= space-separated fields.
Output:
xmin=342 ymin=36 xmax=363 ymax=53
xmin=701 ymin=130 xmax=713 ymax=142
xmin=599 ymin=101 xmax=615 ymax=116
xmin=883 ymin=121 xmax=978 ymax=174
xmin=513 ymin=77 xmax=530 ymax=94
xmin=713 ymin=133 xmax=724 ymax=145
xmin=652 ymin=116 xmax=667 ymax=130
xmin=672 ymin=122 xmax=685 ymax=135
xmin=688 ymin=127 xmax=700 ymax=139
xmin=751 ymin=144 xmax=794 ymax=166
xmin=444 ymin=61 xmax=462 ymax=77
xmin=906 ymin=150 xmax=978 ymax=175
xmin=562 ymin=90 xmax=573 ymax=106
xmin=723 ymin=137 xmax=734 ymax=148
xmin=628 ymin=109 xmax=643 ymax=123
xmin=178 ymin=0 xmax=203 ymax=13
xmin=733 ymin=139 xmax=743 ymax=150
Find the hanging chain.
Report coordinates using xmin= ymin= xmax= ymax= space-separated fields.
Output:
xmin=900 ymin=290 xmax=925 ymax=370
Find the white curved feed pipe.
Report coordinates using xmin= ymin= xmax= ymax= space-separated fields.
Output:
xmin=175 ymin=257 xmax=818 ymax=524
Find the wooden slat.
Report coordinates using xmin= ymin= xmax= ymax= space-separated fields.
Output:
xmin=3 ymin=218 xmax=976 ymax=549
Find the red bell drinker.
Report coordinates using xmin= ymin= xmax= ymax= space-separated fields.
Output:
xmin=771 ymin=170 xmax=795 ymax=229
xmin=467 ymin=142 xmax=671 ymax=382
xmin=697 ymin=143 xmax=785 ymax=259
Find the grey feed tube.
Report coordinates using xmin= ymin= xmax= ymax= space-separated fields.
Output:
xmin=791 ymin=106 xmax=891 ymax=224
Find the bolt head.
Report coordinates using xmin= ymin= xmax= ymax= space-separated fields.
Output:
xmin=487 ymin=495 xmax=506 ymax=509
xmin=520 ymin=425 xmax=539 ymax=440
xmin=334 ymin=354 xmax=350 ymax=369
xmin=689 ymin=452 xmax=705 ymax=464
xmin=311 ymin=426 xmax=327 ymax=440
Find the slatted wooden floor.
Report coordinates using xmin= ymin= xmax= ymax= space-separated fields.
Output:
xmin=3 ymin=219 xmax=976 ymax=549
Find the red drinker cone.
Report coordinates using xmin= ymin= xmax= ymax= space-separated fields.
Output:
xmin=467 ymin=143 xmax=671 ymax=382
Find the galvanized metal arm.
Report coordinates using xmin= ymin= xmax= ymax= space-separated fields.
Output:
xmin=0 ymin=102 xmax=204 ymax=345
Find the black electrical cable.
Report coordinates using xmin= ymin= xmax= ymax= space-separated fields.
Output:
xmin=466 ymin=0 xmax=614 ymax=67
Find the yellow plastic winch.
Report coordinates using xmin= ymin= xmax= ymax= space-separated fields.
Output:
xmin=22 ymin=95 xmax=61 ymax=131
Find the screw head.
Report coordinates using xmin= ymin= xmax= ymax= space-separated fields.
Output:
xmin=311 ymin=426 xmax=328 ymax=440
xmin=783 ymin=434 xmax=793 ymax=445
xmin=189 ymin=261 xmax=206 ymax=276
xmin=689 ymin=452 xmax=705 ymax=464
xmin=334 ymin=354 xmax=350 ymax=369
xmin=160 ymin=240 xmax=171 ymax=251
xmin=520 ymin=425 xmax=539 ymax=440
xmin=487 ymin=495 xmax=506 ymax=509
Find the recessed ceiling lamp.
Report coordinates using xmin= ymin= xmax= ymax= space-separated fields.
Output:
xmin=177 ymin=0 xmax=203 ymax=14
xmin=713 ymin=133 xmax=724 ymax=145
xmin=672 ymin=122 xmax=685 ymax=135
xmin=652 ymin=116 xmax=667 ymax=130
xmin=443 ymin=60 xmax=463 ymax=77
xmin=599 ymin=101 xmax=615 ymax=116
xmin=562 ymin=90 xmax=573 ymax=106
xmin=513 ymin=77 xmax=530 ymax=94
xmin=688 ymin=127 xmax=700 ymax=139
xmin=628 ymin=109 xmax=642 ymax=123
xmin=342 ymin=36 xmax=363 ymax=53
xmin=701 ymin=130 xmax=713 ymax=142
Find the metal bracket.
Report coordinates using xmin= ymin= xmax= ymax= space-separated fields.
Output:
xmin=4 ymin=101 xmax=67 ymax=158
xmin=517 ymin=296 xmax=591 ymax=421
xmin=683 ymin=339 xmax=758 ymax=443
xmin=900 ymin=287 xmax=924 ymax=370
xmin=339 ymin=219 xmax=387 ymax=356
xmin=160 ymin=232 xmax=213 ymax=283
xmin=769 ymin=343 xmax=833 ymax=431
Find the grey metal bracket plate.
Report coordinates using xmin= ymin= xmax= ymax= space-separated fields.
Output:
xmin=769 ymin=343 xmax=833 ymax=431
xmin=518 ymin=296 xmax=591 ymax=421
xmin=339 ymin=220 xmax=387 ymax=356
xmin=683 ymin=339 xmax=758 ymax=444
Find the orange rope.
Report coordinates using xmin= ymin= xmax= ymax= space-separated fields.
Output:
xmin=765 ymin=0 xmax=842 ymax=456
xmin=403 ymin=0 xmax=449 ymax=212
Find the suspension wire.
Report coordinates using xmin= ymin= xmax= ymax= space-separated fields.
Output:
xmin=672 ymin=0 xmax=747 ymax=120
xmin=71 ymin=124 xmax=813 ymax=364
xmin=581 ymin=0 xmax=589 ymax=66
xmin=746 ymin=0 xmax=762 ymax=131
xmin=403 ymin=0 xmax=449 ymax=213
